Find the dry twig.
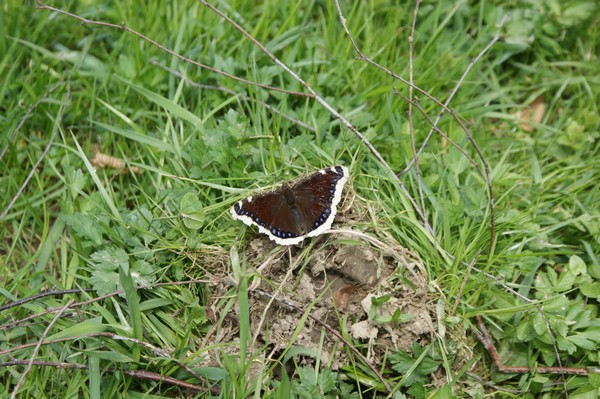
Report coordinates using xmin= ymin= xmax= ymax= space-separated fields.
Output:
xmin=1 ymin=359 xmax=211 ymax=393
xmin=197 ymin=0 xmax=433 ymax=237
xmin=407 ymin=0 xmax=427 ymax=224
xmin=0 ymin=80 xmax=70 ymax=221
xmin=475 ymin=315 xmax=600 ymax=376
xmin=11 ymin=300 xmax=74 ymax=399
xmin=246 ymin=284 xmax=393 ymax=393
xmin=150 ymin=60 xmax=317 ymax=132
xmin=334 ymin=0 xmax=506 ymax=253
xmin=35 ymin=0 xmax=309 ymax=98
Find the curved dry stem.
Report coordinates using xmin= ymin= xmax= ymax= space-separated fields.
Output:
xmin=394 ymin=90 xmax=483 ymax=178
xmin=475 ymin=315 xmax=597 ymax=377
xmin=335 ymin=0 xmax=504 ymax=253
xmin=10 ymin=300 xmax=74 ymax=399
xmin=35 ymin=0 xmax=310 ymax=98
xmin=407 ymin=0 xmax=427 ymax=224
xmin=150 ymin=60 xmax=317 ymax=132
xmin=400 ymin=15 xmax=508 ymax=176
xmin=0 ymin=80 xmax=64 ymax=161
xmin=0 ymin=80 xmax=70 ymax=221
xmin=197 ymin=0 xmax=434 ymax=238
xmin=1 ymin=359 xmax=213 ymax=393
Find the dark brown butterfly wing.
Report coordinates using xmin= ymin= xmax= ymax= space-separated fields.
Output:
xmin=290 ymin=166 xmax=346 ymax=235
xmin=231 ymin=166 xmax=348 ymax=245
xmin=232 ymin=187 xmax=305 ymax=237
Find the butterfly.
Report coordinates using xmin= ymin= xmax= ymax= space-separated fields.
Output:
xmin=231 ymin=166 xmax=349 ymax=245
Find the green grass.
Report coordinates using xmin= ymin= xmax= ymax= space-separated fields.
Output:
xmin=1 ymin=0 xmax=599 ymax=397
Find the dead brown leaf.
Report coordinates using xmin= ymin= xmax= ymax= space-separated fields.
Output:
xmin=91 ymin=152 xmax=141 ymax=174
xmin=333 ymin=284 xmax=357 ymax=311
xmin=516 ymin=95 xmax=545 ymax=132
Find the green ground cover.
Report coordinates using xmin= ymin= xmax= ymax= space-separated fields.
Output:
xmin=1 ymin=1 xmax=599 ymax=397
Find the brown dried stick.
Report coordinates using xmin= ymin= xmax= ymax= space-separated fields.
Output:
xmin=474 ymin=315 xmax=600 ymax=376
xmin=96 ymin=331 xmax=216 ymax=393
xmin=10 ymin=300 xmax=74 ymax=399
xmin=248 ymin=286 xmax=393 ymax=393
xmin=35 ymin=1 xmax=310 ymax=98
xmin=1 ymin=323 xmax=216 ymax=393
xmin=1 ymin=359 xmax=211 ymax=393
xmin=197 ymin=0 xmax=433 ymax=238
xmin=150 ymin=60 xmax=317 ymax=132
xmin=335 ymin=0 xmax=504 ymax=253
xmin=407 ymin=0 xmax=427 ymax=224
xmin=0 ymin=81 xmax=70 ymax=221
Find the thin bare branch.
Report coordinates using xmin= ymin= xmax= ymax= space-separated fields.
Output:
xmin=247 ymin=285 xmax=393 ymax=393
xmin=197 ymin=0 xmax=434 ymax=237
xmin=0 ymin=329 xmax=218 ymax=393
xmin=334 ymin=1 xmax=506 ymax=250
xmin=11 ymin=300 xmax=74 ymax=399
xmin=475 ymin=315 xmax=600 ymax=376
xmin=407 ymin=0 xmax=426 ymax=224
xmin=394 ymin=90 xmax=483 ymax=178
xmin=399 ymin=16 xmax=507 ymax=254
xmin=35 ymin=0 xmax=310 ymax=98
xmin=334 ymin=0 xmax=457 ymax=117
xmin=0 ymin=80 xmax=70 ymax=221
xmin=1 ymin=359 xmax=213 ymax=393
xmin=150 ymin=60 xmax=317 ymax=132
xmin=470 ymin=265 xmax=532 ymax=302
xmin=400 ymin=15 xmax=508 ymax=176
xmin=96 ymin=332 xmax=213 ymax=389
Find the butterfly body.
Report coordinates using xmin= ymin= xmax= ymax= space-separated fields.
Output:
xmin=231 ymin=166 xmax=349 ymax=245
